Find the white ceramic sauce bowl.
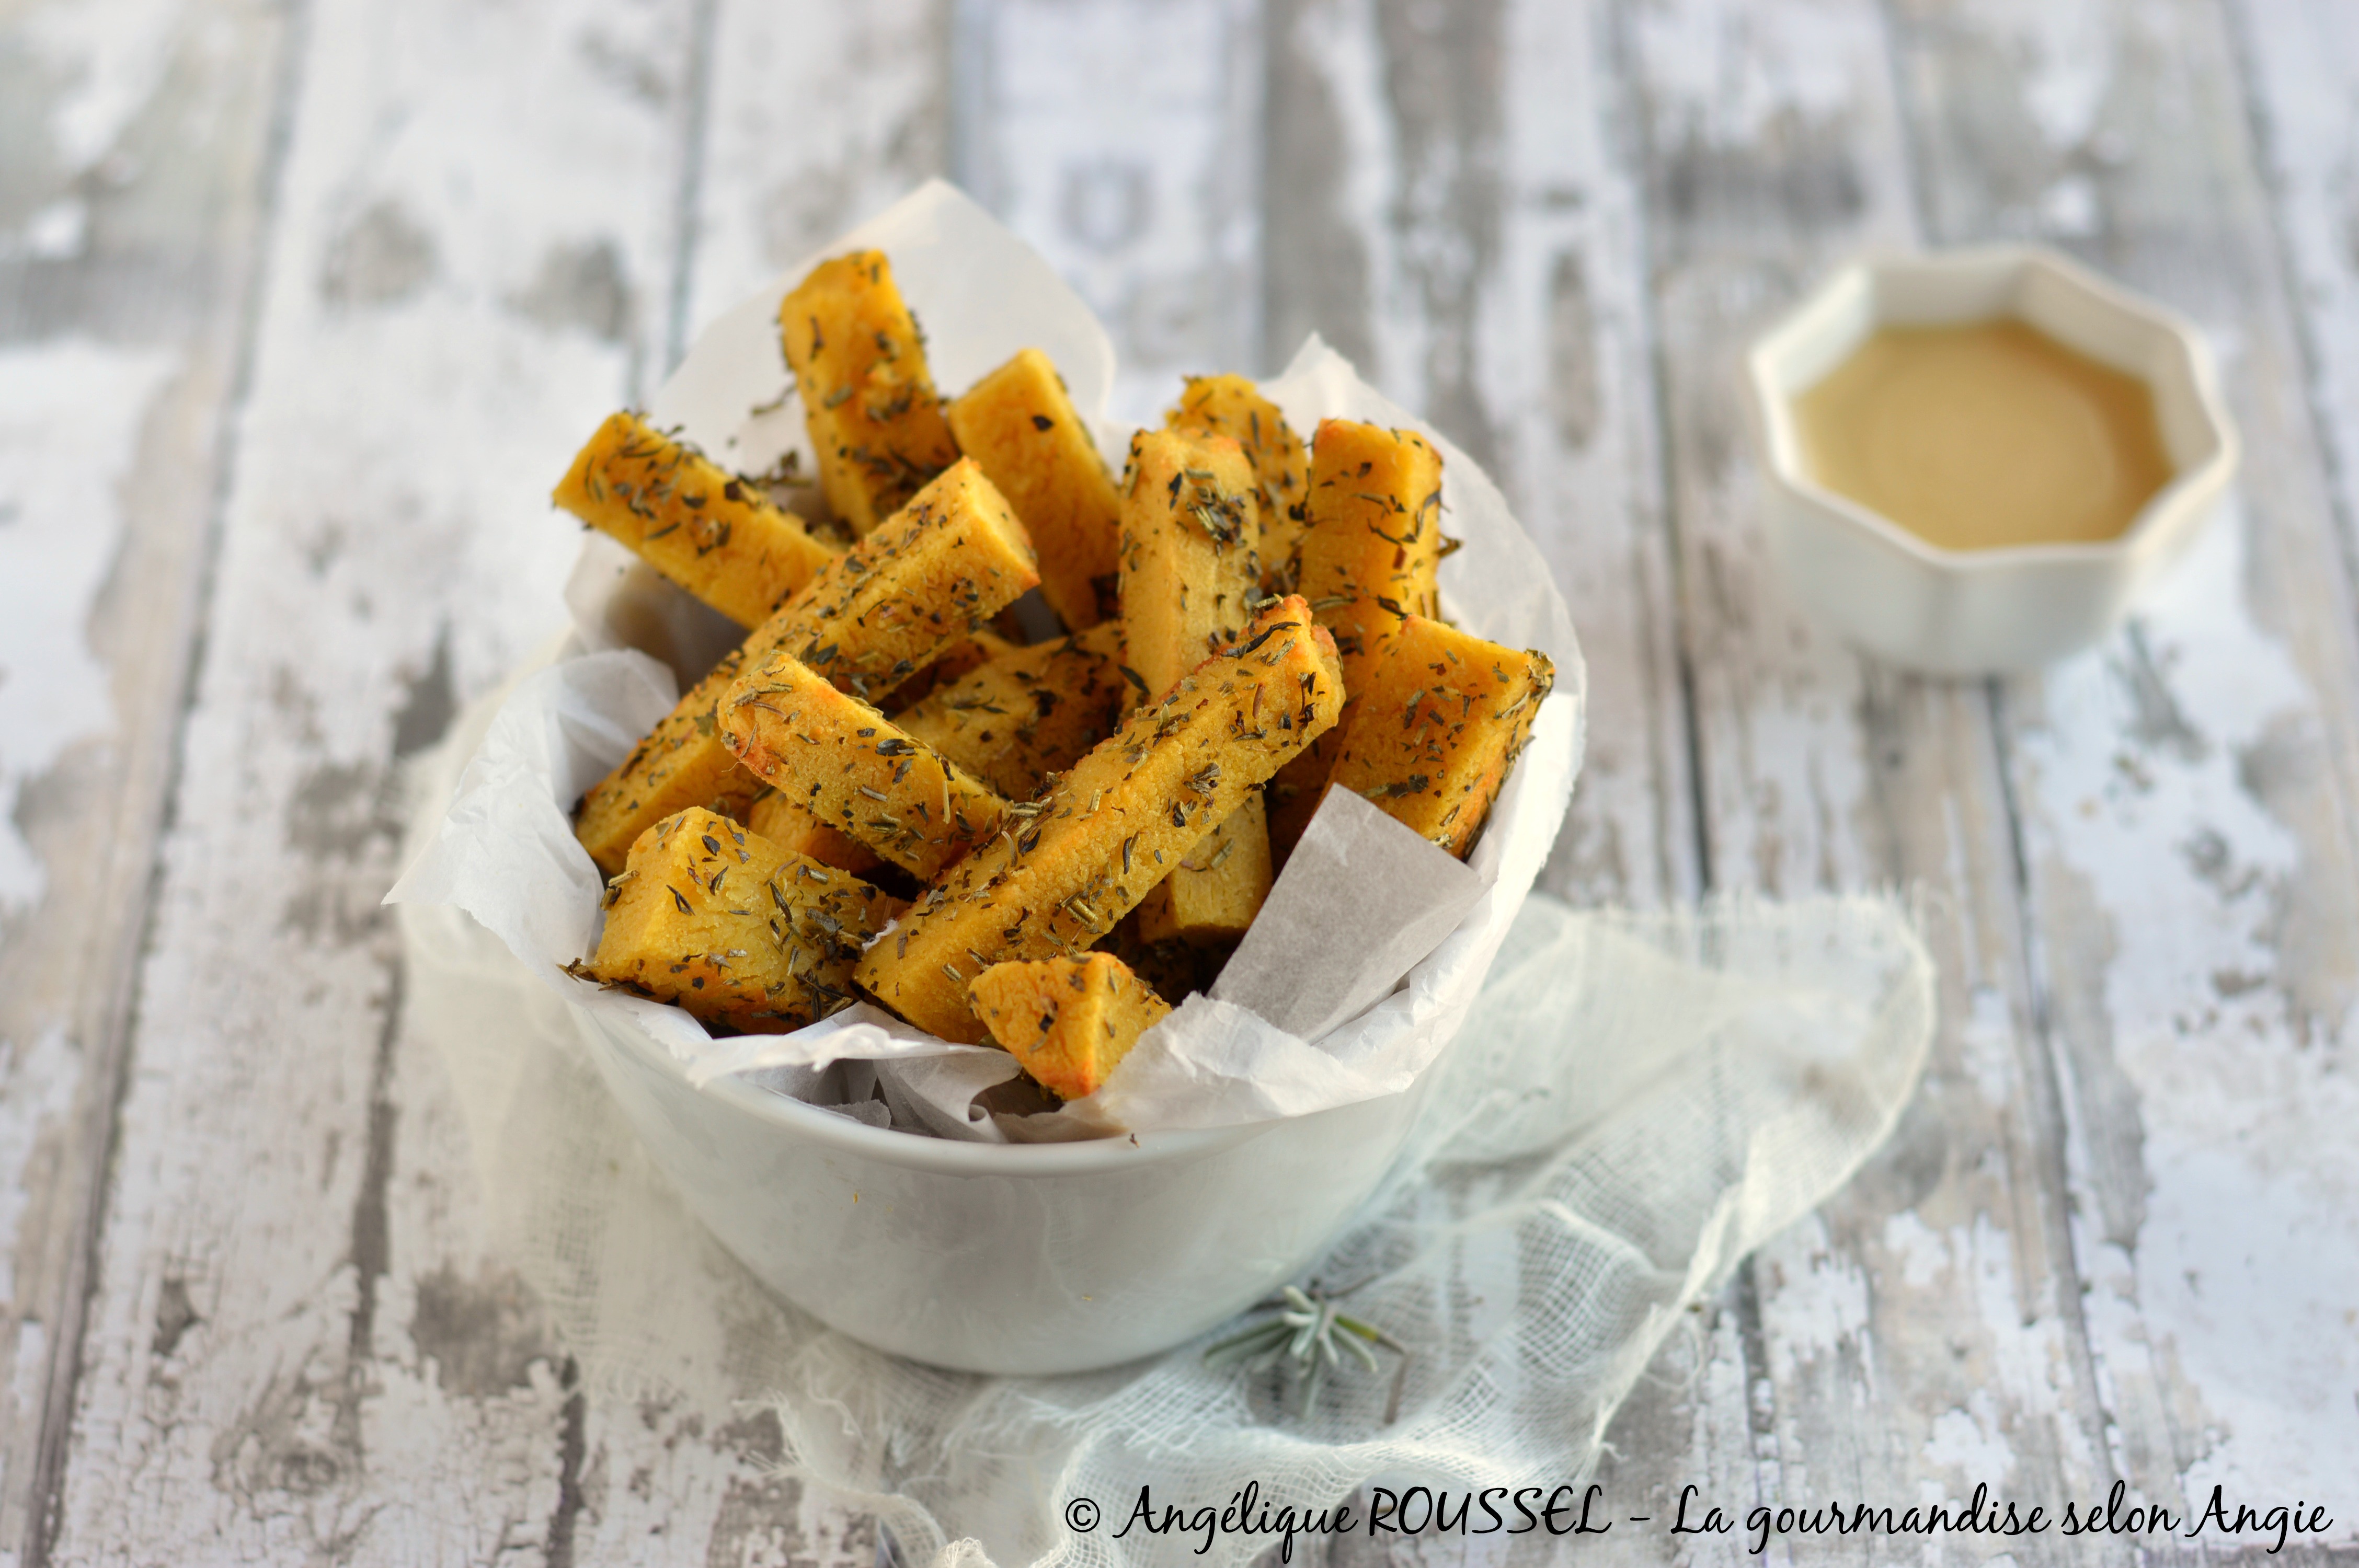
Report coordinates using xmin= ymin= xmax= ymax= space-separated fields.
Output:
xmin=571 ymin=998 xmax=1437 ymax=1374
xmin=1744 ymin=246 xmax=2239 ymax=674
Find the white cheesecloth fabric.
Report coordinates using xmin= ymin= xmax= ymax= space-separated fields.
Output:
xmin=400 ymin=768 xmax=1932 ymax=1568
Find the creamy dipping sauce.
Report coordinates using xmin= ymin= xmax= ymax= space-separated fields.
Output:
xmin=1793 ymin=318 xmax=2173 ymax=551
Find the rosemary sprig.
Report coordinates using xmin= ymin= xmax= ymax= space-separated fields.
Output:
xmin=1202 ymin=1283 xmax=1410 ymax=1420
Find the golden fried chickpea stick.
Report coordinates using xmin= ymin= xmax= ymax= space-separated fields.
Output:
xmin=855 ymin=597 xmax=1343 ymax=1042
xmin=1133 ymin=790 xmax=1273 ymax=946
xmin=1118 ymin=429 xmax=1263 ymax=693
xmin=1322 ymin=615 xmax=1554 ymax=857
xmin=891 ymin=621 xmax=1127 ymax=800
xmin=773 ymin=458 xmax=1038 ymax=704
xmin=781 ymin=250 xmax=962 ymax=534
xmin=887 ymin=628 xmax=1016 ymax=708
xmin=948 ymin=348 xmax=1124 ymax=630
xmin=970 ymin=953 xmax=1172 ymax=1100
xmin=739 ymin=787 xmax=881 ymax=877
xmin=553 ymin=411 xmax=839 ymax=627
xmin=721 ymin=654 xmax=1009 ymax=881
xmin=1120 ymin=428 xmax=1277 ymax=938
xmin=574 ymin=458 xmax=1036 ymax=874
xmin=571 ymin=808 xmax=897 ymax=1032
xmin=1269 ymin=419 xmax=1448 ymax=855
xmin=1165 ymin=375 xmax=1309 ymax=587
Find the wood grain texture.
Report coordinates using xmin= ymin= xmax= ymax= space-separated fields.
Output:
xmin=1890 ymin=0 xmax=2359 ymax=1519
xmin=685 ymin=0 xmax=951 ymax=348
xmin=0 ymin=1 xmax=292 ymax=1559
xmin=10 ymin=0 xmax=2358 ymax=1559
xmin=971 ymin=0 xmax=1263 ymax=425
xmin=1262 ymin=0 xmax=1699 ymax=913
xmin=1256 ymin=1 xmax=1729 ymax=1553
xmin=43 ymin=0 xmax=717 ymax=1558
xmin=1619 ymin=0 xmax=2116 ymax=1551
xmin=2234 ymin=0 xmax=2359 ymax=594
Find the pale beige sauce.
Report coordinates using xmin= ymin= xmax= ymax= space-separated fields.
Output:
xmin=1793 ymin=318 xmax=2173 ymax=551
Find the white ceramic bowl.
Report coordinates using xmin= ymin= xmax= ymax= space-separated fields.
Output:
xmin=570 ymin=998 xmax=1438 ymax=1374
xmin=400 ymin=187 xmax=1584 ymax=1379
xmin=1744 ymin=246 xmax=2239 ymax=674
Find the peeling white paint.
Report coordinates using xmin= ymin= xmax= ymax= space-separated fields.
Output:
xmin=1958 ymin=985 xmax=2016 ymax=1110
xmin=2019 ymin=510 xmax=2309 ymax=1023
xmin=2003 ymin=0 xmax=2116 ymax=153
xmin=1764 ymin=1219 xmax=1873 ymax=1386
xmin=1283 ymin=0 xmax=1397 ymax=390
xmin=2018 ymin=402 xmax=2359 ymax=1519
xmin=0 ymin=339 xmax=177 ymax=912
xmin=2145 ymin=1140 xmax=2359 ymax=1510
xmin=22 ymin=198 xmax=88 ymax=261
xmin=0 ymin=1028 xmax=84 ymax=1309
xmin=986 ymin=0 xmax=1261 ymax=425
xmin=18 ymin=0 xmax=190 ymax=174
xmin=1922 ymin=1398 xmax=2013 ymax=1484
xmin=1629 ymin=0 xmax=1878 ymax=145
xmin=1881 ymin=1209 xmax=1947 ymax=1292
xmin=2238 ymin=0 xmax=2359 ymax=650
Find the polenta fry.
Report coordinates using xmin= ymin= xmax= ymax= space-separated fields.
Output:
xmin=780 ymin=250 xmax=961 ymax=534
xmin=854 ymin=597 xmax=1342 ymax=1042
xmin=721 ymin=654 xmax=1009 ymax=881
xmin=553 ymin=411 xmax=838 ymax=627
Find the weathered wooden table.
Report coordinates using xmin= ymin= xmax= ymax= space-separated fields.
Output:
xmin=3 ymin=0 xmax=2354 ymax=1561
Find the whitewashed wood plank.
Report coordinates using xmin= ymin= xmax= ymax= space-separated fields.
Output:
xmin=1487 ymin=0 xmax=1701 ymax=912
xmin=2234 ymin=0 xmax=2359 ymax=592
xmin=1262 ymin=0 xmax=1701 ymax=904
xmin=0 ymin=0 xmax=292 ymax=1559
xmin=522 ymin=2 xmax=954 ymax=1559
xmin=621 ymin=2 xmax=1268 ymax=1554
xmin=969 ymin=0 xmax=1263 ymax=425
xmin=1255 ymin=2 xmax=1727 ymax=1555
xmin=45 ymin=0 xmax=723 ymax=1559
xmin=1621 ymin=0 xmax=2118 ymax=1546
xmin=684 ymin=0 xmax=951 ymax=349
xmin=1890 ymin=0 xmax=2359 ymax=1529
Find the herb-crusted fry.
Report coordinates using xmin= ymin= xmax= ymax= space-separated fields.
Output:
xmin=1135 ymin=790 xmax=1274 ymax=946
xmin=781 ymin=250 xmax=961 ymax=534
xmin=1320 ymin=616 xmax=1553 ymax=857
xmin=570 ymin=808 xmax=896 ymax=1032
xmin=889 ymin=627 xmax=1017 ymax=707
xmin=553 ymin=411 xmax=839 ymax=627
xmin=1271 ymin=419 xmax=1448 ymax=854
xmin=1293 ymin=419 xmax=1446 ymax=643
xmin=1118 ymin=429 xmax=1262 ymax=695
xmin=969 ymin=953 xmax=1172 ymax=1100
xmin=721 ymin=654 xmax=1009 ymax=880
xmin=741 ymin=787 xmax=881 ymax=877
xmin=1165 ymin=375 xmax=1308 ymax=587
xmin=892 ymin=621 xmax=1127 ymax=800
xmin=1120 ymin=429 xmax=1277 ymax=937
xmin=573 ymin=458 xmax=1038 ymax=874
xmin=854 ymin=597 xmax=1343 ymax=1042
xmin=1097 ymin=909 xmax=1232 ymax=1005
xmin=947 ymin=348 xmax=1123 ymax=630
xmin=765 ymin=457 xmax=1039 ymax=704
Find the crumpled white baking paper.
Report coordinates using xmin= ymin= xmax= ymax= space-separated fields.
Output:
xmin=386 ymin=179 xmax=1585 ymax=1139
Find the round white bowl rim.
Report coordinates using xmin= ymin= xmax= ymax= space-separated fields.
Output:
xmin=589 ymin=998 xmax=1326 ymax=1176
xmin=1744 ymin=242 xmax=2241 ymax=573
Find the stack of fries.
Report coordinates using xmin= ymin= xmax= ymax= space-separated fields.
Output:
xmin=554 ymin=251 xmax=1553 ymax=1106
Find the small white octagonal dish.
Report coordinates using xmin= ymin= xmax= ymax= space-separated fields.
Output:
xmin=1744 ymin=245 xmax=2239 ymax=675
